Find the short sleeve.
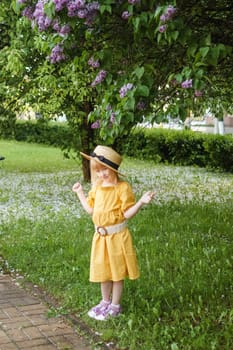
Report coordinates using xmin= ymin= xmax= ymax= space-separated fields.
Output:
xmin=87 ymin=186 xmax=96 ymax=208
xmin=119 ymin=182 xmax=135 ymax=212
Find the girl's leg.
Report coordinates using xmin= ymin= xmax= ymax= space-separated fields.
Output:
xmin=101 ymin=281 xmax=113 ymax=302
xmin=88 ymin=282 xmax=111 ymax=319
xmin=94 ymin=280 xmax=123 ymax=320
xmin=112 ymin=280 xmax=124 ymax=305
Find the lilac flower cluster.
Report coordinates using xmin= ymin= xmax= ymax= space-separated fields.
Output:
xmin=122 ymin=11 xmax=131 ymax=20
xmin=122 ymin=0 xmax=140 ymax=20
xmin=53 ymin=0 xmax=70 ymax=12
xmin=159 ymin=4 xmax=176 ymax=33
xmin=91 ymin=119 xmax=101 ymax=129
xmin=34 ymin=0 xmax=52 ymax=31
xmin=119 ymin=83 xmax=134 ymax=98
xmin=22 ymin=6 xmax=34 ymax=20
xmin=91 ymin=109 xmax=116 ymax=129
xmin=66 ymin=1 xmax=100 ymax=25
xmin=160 ymin=5 xmax=177 ymax=22
xmin=18 ymin=0 xmax=101 ymax=63
xmin=194 ymin=90 xmax=202 ymax=97
xmin=91 ymin=70 xmax=107 ymax=87
xmin=49 ymin=44 xmax=66 ymax=63
xmin=20 ymin=0 xmax=100 ymax=32
xmin=88 ymin=57 xmax=100 ymax=68
xmin=159 ymin=25 xmax=167 ymax=33
xmin=110 ymin=112 xmax=116 ymax=123
xmin=128 ymin=0 xmax=140 ymax=4
xmin=181 ymin=79 xmax=192 ymax=89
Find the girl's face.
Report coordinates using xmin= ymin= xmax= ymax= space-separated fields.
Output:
xmin=96 ymin=164 xmax=118 ymax=185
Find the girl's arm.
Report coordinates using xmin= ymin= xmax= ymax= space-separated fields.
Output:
xmin=72 ymin=182 xmax=93 ymax=215
xmin=124 ymin=191 xmax=155 ymax=219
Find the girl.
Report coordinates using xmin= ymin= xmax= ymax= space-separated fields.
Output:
xmin=72 ymin=145 xmax=155 ymax=321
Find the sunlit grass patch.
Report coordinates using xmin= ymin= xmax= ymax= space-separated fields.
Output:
xmin=0 ymin=140 xmax=79 ymax=173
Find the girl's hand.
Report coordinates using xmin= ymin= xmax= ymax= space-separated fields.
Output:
xmin=72 ymin=182 xmax=83 ymax=194
xmin=140 ymin=191 xmax=156 ymax=204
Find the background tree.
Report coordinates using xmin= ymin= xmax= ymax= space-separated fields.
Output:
xmin=1 ymin=0 xmax=232 ymax=179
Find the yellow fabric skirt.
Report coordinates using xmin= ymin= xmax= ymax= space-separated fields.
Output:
xmin=89 ymin=229 xmax=140 ymax=282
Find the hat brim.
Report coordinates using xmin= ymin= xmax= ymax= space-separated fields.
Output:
xmin=80 ymin=151 xmax=125 ymax=176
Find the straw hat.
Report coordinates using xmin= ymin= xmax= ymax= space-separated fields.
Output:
xmin=80 ymin=145 xmax=124 ymax=175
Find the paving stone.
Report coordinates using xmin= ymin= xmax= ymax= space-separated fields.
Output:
xmin=0 ymin=275 xmax=93 ymax=350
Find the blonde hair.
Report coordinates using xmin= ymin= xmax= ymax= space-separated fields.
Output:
xmin=90 ymin=159 xmax=119 ymax=186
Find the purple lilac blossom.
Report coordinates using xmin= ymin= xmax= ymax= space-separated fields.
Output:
xmin=88 ymin=57 xmax=100 ymax=68
xmin=52 ymin=19 xmax=60 ymax=31
xmin=91 ymin=120 xmax=101 ymax=129
xmin=49 ymin=45 xmax=66 ymax=63
xmin=122 ymin=11 xmax=131 ymax=20
xmin=77 ymin=9 xmax=88 ymax=18
xmin=160 ymin=5 xmax=177 ymax=22
xmin=53 ymin=0 xmax=69 ymax=11
xmin=91 ymin=70 xmax=107 ymax=87
xmin=119 ymin=83 xmax=134 ymax=98
xmin=166 ymin=5 xmax=177 ymax=18
xmin=128 ymin=0 xmax=140 ymax=4
xmin=66 ymin=0 xmax=86 ymax=17
xmin=110 ymin=112 xmax=115 ymax=123
xmin=181 ymin=79 xmax=192 ymax=88
xmin=22 ymin=6 xmax=34 ymax=20
xmin=159 ymin=25 xmax=167 ymax=33
xmin=160 ymin=14 xmax=167 ymax=22
xmin=32 ymin=0 xmax=53 ymax=32
xmin=85 ymin=2 xmax=100 ymax=25
xmin=194 ymin=90 xmax=202 ymax=97
xmin=59 ymin=24 xmax=70 ymax=36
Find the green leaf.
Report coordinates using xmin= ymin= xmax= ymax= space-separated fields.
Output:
xmin=133 ymin=17 xmax=140 ymax=33
xmin=100 ymin=5 xmax=112 ymax=14
xmin=154 ymin=5 xmax=163 ymax=19
xmin=171 ymin=31 xmax=179 ymax=41
xmin=124 ymin=97 xmax=135 ymax=111
xmin=188 ymin=44 xmax=198 ymax=57
xmin=136 ymin=85 xmax=149 ymax=97
xmin=208 ymin=46 xmax=220 ymax=66
xmin=199 ymin=47 xmax=209 ymax=58
xmin=174 ymin=73 xmax=183 ymax=83
xmin=44 ymin=1 xmax=55 ymax=18
xmin=133 ymin=66 xmax=144 ymax=79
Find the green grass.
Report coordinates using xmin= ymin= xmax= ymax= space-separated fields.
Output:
xmin=0 ymin=139 xmax=79 ymax=172
xmin=1 ymin=140 xmax=233 ymax=350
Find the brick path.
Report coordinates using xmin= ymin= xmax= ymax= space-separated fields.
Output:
xmin=0 ymin=274 xmax=92 ymax=350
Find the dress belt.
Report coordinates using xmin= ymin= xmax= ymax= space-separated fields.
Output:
xmin=95 ymin=221 xmax=128 ymax=236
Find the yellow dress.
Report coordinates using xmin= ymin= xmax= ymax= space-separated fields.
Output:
xmin=87 ymin=181 xmax=140 ymax=282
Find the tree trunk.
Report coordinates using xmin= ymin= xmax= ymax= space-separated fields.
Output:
xmin=80 ymin=101 xmax=94 ymax=182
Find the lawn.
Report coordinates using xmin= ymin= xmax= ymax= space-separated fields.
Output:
xmin=0 ymin=140 xmax=233 ymax=350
